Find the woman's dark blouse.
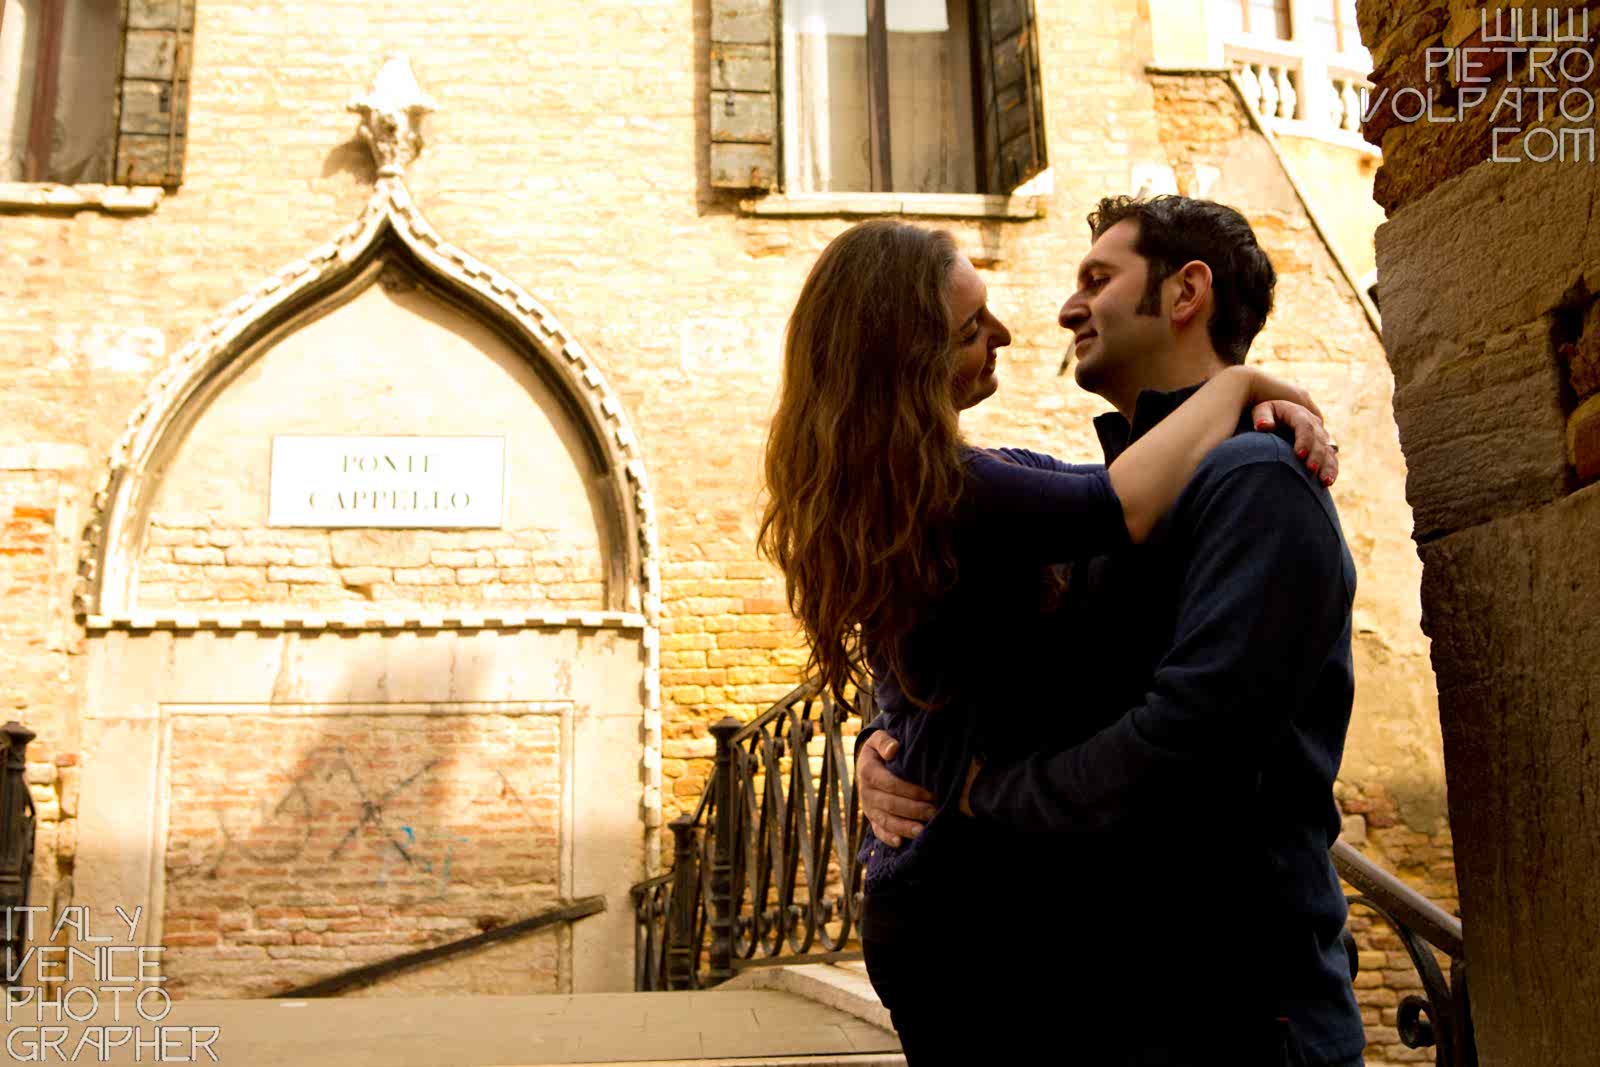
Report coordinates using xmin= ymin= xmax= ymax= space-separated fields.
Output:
xmin=858 ymin=446 xmax=1127 ymax=925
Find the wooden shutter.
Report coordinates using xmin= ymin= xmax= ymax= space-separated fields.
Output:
xmin=709 ymin=0 xmax=777 ymax=190
xmin=115 ymin=0 xmax=195 ymax=187
xmin=974 ymin=0 xmax=1047 ymax=194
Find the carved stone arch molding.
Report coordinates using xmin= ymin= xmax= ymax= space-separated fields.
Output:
xmin=78 ymin=179 xmax=660 ymax=634
xmin=70 ymin=59 xmax=663 ymax=996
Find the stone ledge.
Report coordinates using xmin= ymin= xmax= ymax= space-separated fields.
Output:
xmin=740 ymin=192 xmax=1044 ymax=220
xmin=1267 ymin=117 xmax=1382 ymax=156
xmin=0 ymin=182 xmax=164 ymax=214
xmin=722 ymin=962 xmax=892 ymax=1033
xmin=81 ymin=610 xmax=648 ymax=633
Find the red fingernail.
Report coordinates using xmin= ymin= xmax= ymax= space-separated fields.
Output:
xmin=1308 ymin=461 xmax=1319 ymax=472
xmin=1256 ymin=422 xmax=1269 ymax=431
xmin=1297 ymin=448 xmax=1308 ymax=459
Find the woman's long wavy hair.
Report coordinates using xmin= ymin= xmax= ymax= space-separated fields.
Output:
xmin=758 ymin=221 xmax=968 ymax=712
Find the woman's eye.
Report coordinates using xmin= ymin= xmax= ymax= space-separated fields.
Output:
xmin=960 ymin=330 xmax=979 ymax=345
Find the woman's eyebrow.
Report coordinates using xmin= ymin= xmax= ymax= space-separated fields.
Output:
xmin=959 ymin=306 xmax=983 ymax=331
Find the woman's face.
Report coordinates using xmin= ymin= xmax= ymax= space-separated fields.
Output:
xmin=946 ymin=254 xmax=1010 ymax=411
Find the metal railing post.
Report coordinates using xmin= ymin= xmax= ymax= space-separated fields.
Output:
xmin=664 ymin=816 xmax=697 ymax=990
xmin=707 ymin=715 xmax=742 ymax=984
xmin=0 ymin=722 xmax=37 ymax=994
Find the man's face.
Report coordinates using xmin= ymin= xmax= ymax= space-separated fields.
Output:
xmin=1057 ymin=219 xmax=1172 ymax=402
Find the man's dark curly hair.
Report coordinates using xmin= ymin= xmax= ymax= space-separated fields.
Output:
xmin=1087 ymin=195 xmax=1276 ymax=365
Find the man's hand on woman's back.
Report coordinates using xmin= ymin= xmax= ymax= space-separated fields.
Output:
xmin=857 ymin=732 xmax=936 ymax=848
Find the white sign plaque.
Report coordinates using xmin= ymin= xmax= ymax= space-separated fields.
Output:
xmin=269 ymin=435 xmax=506 ymax=528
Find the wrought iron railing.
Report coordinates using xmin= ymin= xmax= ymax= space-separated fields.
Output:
xmin=632 ymin=680 xmax=867 ymax=991
xmin=1331 ymin=840 xmax=1478 ymax=1067
xmin=0 ymin=722 xmax=37 ymax=994
xmin=632 ymin=686 xmax=1477 ymax=1065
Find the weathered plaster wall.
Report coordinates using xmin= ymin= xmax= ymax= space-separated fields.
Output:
xmin=1273 ymin=134 xmax=1386 ymax=282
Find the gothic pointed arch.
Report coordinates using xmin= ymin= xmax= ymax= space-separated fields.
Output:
xmin=75 ymin=178 xmax=660 ymax=638
xmin=73 ymin=57 xmax=665 ymax=844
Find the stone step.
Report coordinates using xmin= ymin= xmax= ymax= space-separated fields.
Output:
xmin=1 ymin=987 xmax=903 ymax=1065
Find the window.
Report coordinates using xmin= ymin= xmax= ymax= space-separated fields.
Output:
xmin=1229 ymin=0 xmax=1293 ymax=40
xmin=0 ymin=0 xmax=193 ymax=187
xmin=1220 ymin=0 xmax=1363 ymax=57
xmin=782 ymin=0 xmax=977 ymax=193
xmin=1308 ymin=0 xmax=1361 ymax=55
xmin=708 ymin=0 xmax=1047 ymax=198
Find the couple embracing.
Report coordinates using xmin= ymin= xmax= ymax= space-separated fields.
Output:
xmin=758 ymin=195 xmax=1365 ymax=1066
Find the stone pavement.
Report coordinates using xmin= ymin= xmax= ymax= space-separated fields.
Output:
xmin=1 ymin=987 xmax=904 ymax=1066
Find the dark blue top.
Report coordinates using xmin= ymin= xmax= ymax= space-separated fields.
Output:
xmin=860 ymin=387 xmax=1365 ymax=1065
xmin=858 ymin=445 xmax=1127 ymax=892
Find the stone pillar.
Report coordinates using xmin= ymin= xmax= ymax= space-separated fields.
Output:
xmin=1362 ymin=2 xmax=1600 ymax=1063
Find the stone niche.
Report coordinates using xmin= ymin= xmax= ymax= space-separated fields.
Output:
xmin=136 ymin=258 xmax=611 ymax=614
xmin=75 ymin=242 xmax=653 ymax=1000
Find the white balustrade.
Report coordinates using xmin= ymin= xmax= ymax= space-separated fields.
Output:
xmin=1235 ymin=59 xmax=1300 ymax=121
xmin=1228 ymin=46 xmax=1373 ymax=144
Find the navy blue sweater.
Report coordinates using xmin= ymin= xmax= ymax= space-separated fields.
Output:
xmin=861 ymin=387 xmax=1365 ymax=1064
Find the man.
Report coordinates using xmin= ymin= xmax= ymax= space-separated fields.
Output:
xmin=855 ymin=195 xmax=1365 ymax=1065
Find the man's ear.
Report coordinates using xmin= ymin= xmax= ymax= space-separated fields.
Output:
xmin=1169 ymin=260 xmax=1213 ymax=329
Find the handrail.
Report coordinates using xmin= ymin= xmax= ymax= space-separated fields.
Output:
xmin=1331 ymin=843 xmax=1476 ymax=1066
xmin=275 ymin=895 xmax=607 ymax=998
xmin=1331 ymin=840 xmax=1462 ymax=958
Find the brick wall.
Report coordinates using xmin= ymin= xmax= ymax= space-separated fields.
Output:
xmin=137 ymin=520 xmax=604 ymax=610
xmin=163 ymin=712 xmax=565 ymax=997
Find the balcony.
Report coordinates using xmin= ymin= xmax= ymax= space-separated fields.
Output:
xmin=1227 ymin=40 xmax=1375 ymax=151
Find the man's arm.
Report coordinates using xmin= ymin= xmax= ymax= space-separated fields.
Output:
xmin=964 ymin=455 xmax=1353 ymax=833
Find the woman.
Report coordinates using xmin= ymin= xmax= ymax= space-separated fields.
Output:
xmin=756 ymin=220 xmax=1334 ymax=1062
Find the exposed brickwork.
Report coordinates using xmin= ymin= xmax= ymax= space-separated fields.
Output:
xmin=162 ymin=713 xmax=564 ymax=998
xmin=137 ymin=519 xmax=604 ymax=609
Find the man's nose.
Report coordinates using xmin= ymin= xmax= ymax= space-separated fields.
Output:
xmin=1059 ymin=298 xmax=1087 ymax=331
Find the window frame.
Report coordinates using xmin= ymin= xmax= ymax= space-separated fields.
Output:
xmin=1238 ymin=0 xmax=1293 ymax=41
xmin=710 ymin=0 xmax=1048 ymax=218
xmin=0 ymin=0 xmax=189 ymax=212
